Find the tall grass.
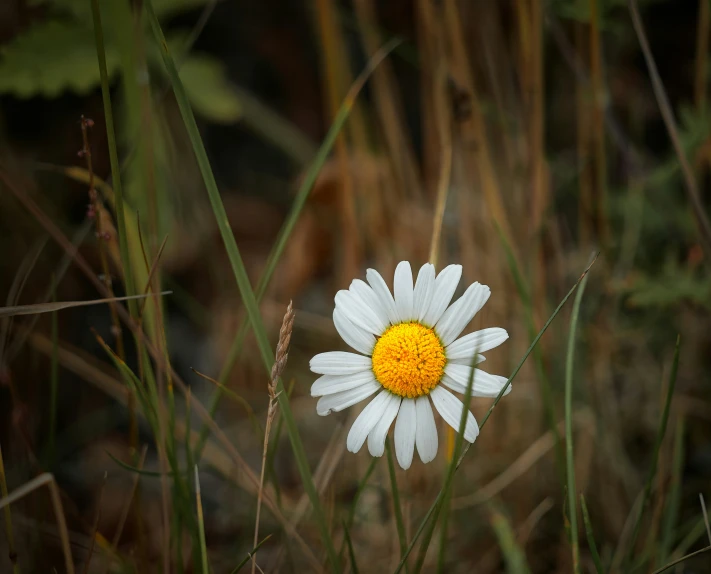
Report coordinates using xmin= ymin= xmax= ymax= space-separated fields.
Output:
xmin=0 ymin=1 xmax=709 ymax=573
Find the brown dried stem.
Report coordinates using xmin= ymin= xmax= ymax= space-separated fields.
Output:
xmin=629 ymin=0 xmax=711 ymax=258
xmin=252 ymin=301 xmax=294 ymax=574
xmin=80 ymin=116 xmax=125 ymax=359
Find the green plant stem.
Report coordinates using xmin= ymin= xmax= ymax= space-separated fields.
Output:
xmin=386 ymin=438 xmax=409 ymax=573
xmin=145 ymin=3 xmax=346 ymax=569
xmin=564 ymin=262 xmax=591 ymax=574
xmin=229 ymin=535 xmax=272 ymax=574
xmin=338 ymin=457 xmax=378 ymax=562
xmin=580 ymin=494 xmax=604 ymax=574
xmin=413 ymin=346 xmax=482 ymax=574
xmin=651 ymin=545 xmax=711 ymax=574
xmin=342 ymin=522 xmax=359 ymax=574
xmin=436 ymin=489 xmax=452 ymax=573
xmin=496 ymin=222 xmax=565 ymax=478
xmin=394 ymin=256 xmax=598 ymax=574
xmin=194 ymin=38 xmax=402 ymax=461
xmin=194 ymin=466 xmax=209 ymax=574
xmin=659 ymin=416 xmax=686 ymax=565
xmin=88 ymin=0 xmax=138 ymax=313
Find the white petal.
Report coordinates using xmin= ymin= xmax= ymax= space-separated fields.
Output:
xmin=366 ymin=268 xmax=400 ymax=325
xmin=311 ymin=372 xmax=377 ymax=397
xmin=422 ymin=264 xmax=462 ymax=326
xmin=347 ymin=391 xmax=389 ymax=453
xmin=367 ymin=393 xmax=401 ymax=457
xmin=310 ymin=351 xmax=372 ymax=375
xmin=335 ymin=289 xmax=387 ymax=335
xmin=413 ymin=263 xmax=436 ymax=321
xmin=446 ymin=328 xmax=509 ymax=359
xmin=394 ymin=261 xmax=415 ymax=322
xmin=349 ymin=279 xmax=384 ymax=315
xmin=349 ymin=280 xmax=391 ymax=331
xmin=435 ymin=282 xmax=491 ymax=346
xmin=441 ymin=364 xmax=512 ymax=398
xmin=317 ymin=380 xmax=381 ymax=416
xmin=415 ymin=396 xmax=438 ymax=463
xmin=333 ymin=307 xmax=376 ymax=355
xmin=448 ymin=355 xmax=486 ymax=366
xmin=429 ymin=386 xmax=479 ymax=443
xmin=394 ymin=398 xmax=416 ymax=469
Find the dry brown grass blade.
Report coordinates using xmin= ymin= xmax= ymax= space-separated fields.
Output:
xmin=0 ymin=473 xmax=74 ymax=574
xmin=441 ymin=0 xmax=518 ymax=263
xmin=272 ymin=420 xmax=347 ymax=572
xmin=628 ymin=0 xmax=711 ymax=257
xmin=27 ymin=328 xmax=322 ymax=571
xmin=2 ymin=157 xmax=326 ymax=571
xmin=353 ymin=0 xmax=422 ymax=200
xmin=0 ymin=292 xmax=168 ymax=318
xmin=101 ymin=445 xmax=148 ymax=574
xmin=452 ymin=410 xmax=594 ymax=510
xmin=315 ymin=0 xmax=363 ymax=284
xmin=79 ymin=115 xmax=125 ymax=359
xmin=0 ymin=236 xmax=47 ymax=366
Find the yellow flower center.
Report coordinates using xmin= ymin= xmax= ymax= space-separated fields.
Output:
xmin=371 ymin=322 xmax=446 ymax=398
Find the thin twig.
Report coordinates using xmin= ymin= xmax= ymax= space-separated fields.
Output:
xmin=651 ymin=545 xmax=711 ymax=574
xmin=629 ymin=0 xmax=711 ymax=257
xmin=252 ymin=302 xmax=294 ymax=574
xmin=0 ymin=167 xmax=323 ymax=572
xmin=80 ymin=115 xmax=126 ymax=358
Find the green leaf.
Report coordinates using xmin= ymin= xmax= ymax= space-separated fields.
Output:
xmin=179 ymin=55 xmax=242 ymax=123
xmin=0 ymin=20 xmax=119 ymax=98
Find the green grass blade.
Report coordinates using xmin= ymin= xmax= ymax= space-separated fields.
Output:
xmin=393 ymin=256 xmax=598 ymax=574
xmin=564 ymin=261 xmax=591 ymax=574
xmin=338 ymin=457 xmax=378 ymax=561
xmin=669 ymin=496 xmax=711 ymax=560
xmin=88 ymin=0 xmax=138 ymax=311
xmin=194 ymin=38 xmax=402 ymax=461
xmin=194 ymin=466 xmax=209 ymax=574
xmin=144 ymin=4 xmax=340 ymax=569
xmin=626 ymin=335 xmax=681 ymax=565
xmin=495 ymin=221 xmax=564 ymax=477
xmin=413 ymin=344 xmax=483 ymax=574
xmin=342 ymin=522 xmax=360 ymax=574
xmin=489 ymin=504 xmax=531 ymax=574
xmin=386 ymin=438 xmax=409 ymax=572
xmin=659 ymin=416 xmax=686 ymax=565
xmin=580 ymin=494 xmax=604 ymax=574
xmin=436 ymin=489 xmax=452 ymax=573
xmin=229 ymin=535 xmax=273 ymax=574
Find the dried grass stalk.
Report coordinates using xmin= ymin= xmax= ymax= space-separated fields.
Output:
xmin=252 ymin=301 xmax=295 ymax=574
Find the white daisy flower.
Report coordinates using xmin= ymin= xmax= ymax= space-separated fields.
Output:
xmin=309 ymin=262 xmax=511 ymax=469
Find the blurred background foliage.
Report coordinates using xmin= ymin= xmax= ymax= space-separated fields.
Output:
xmin=0 ymin=0 xmax=711 ymax=572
